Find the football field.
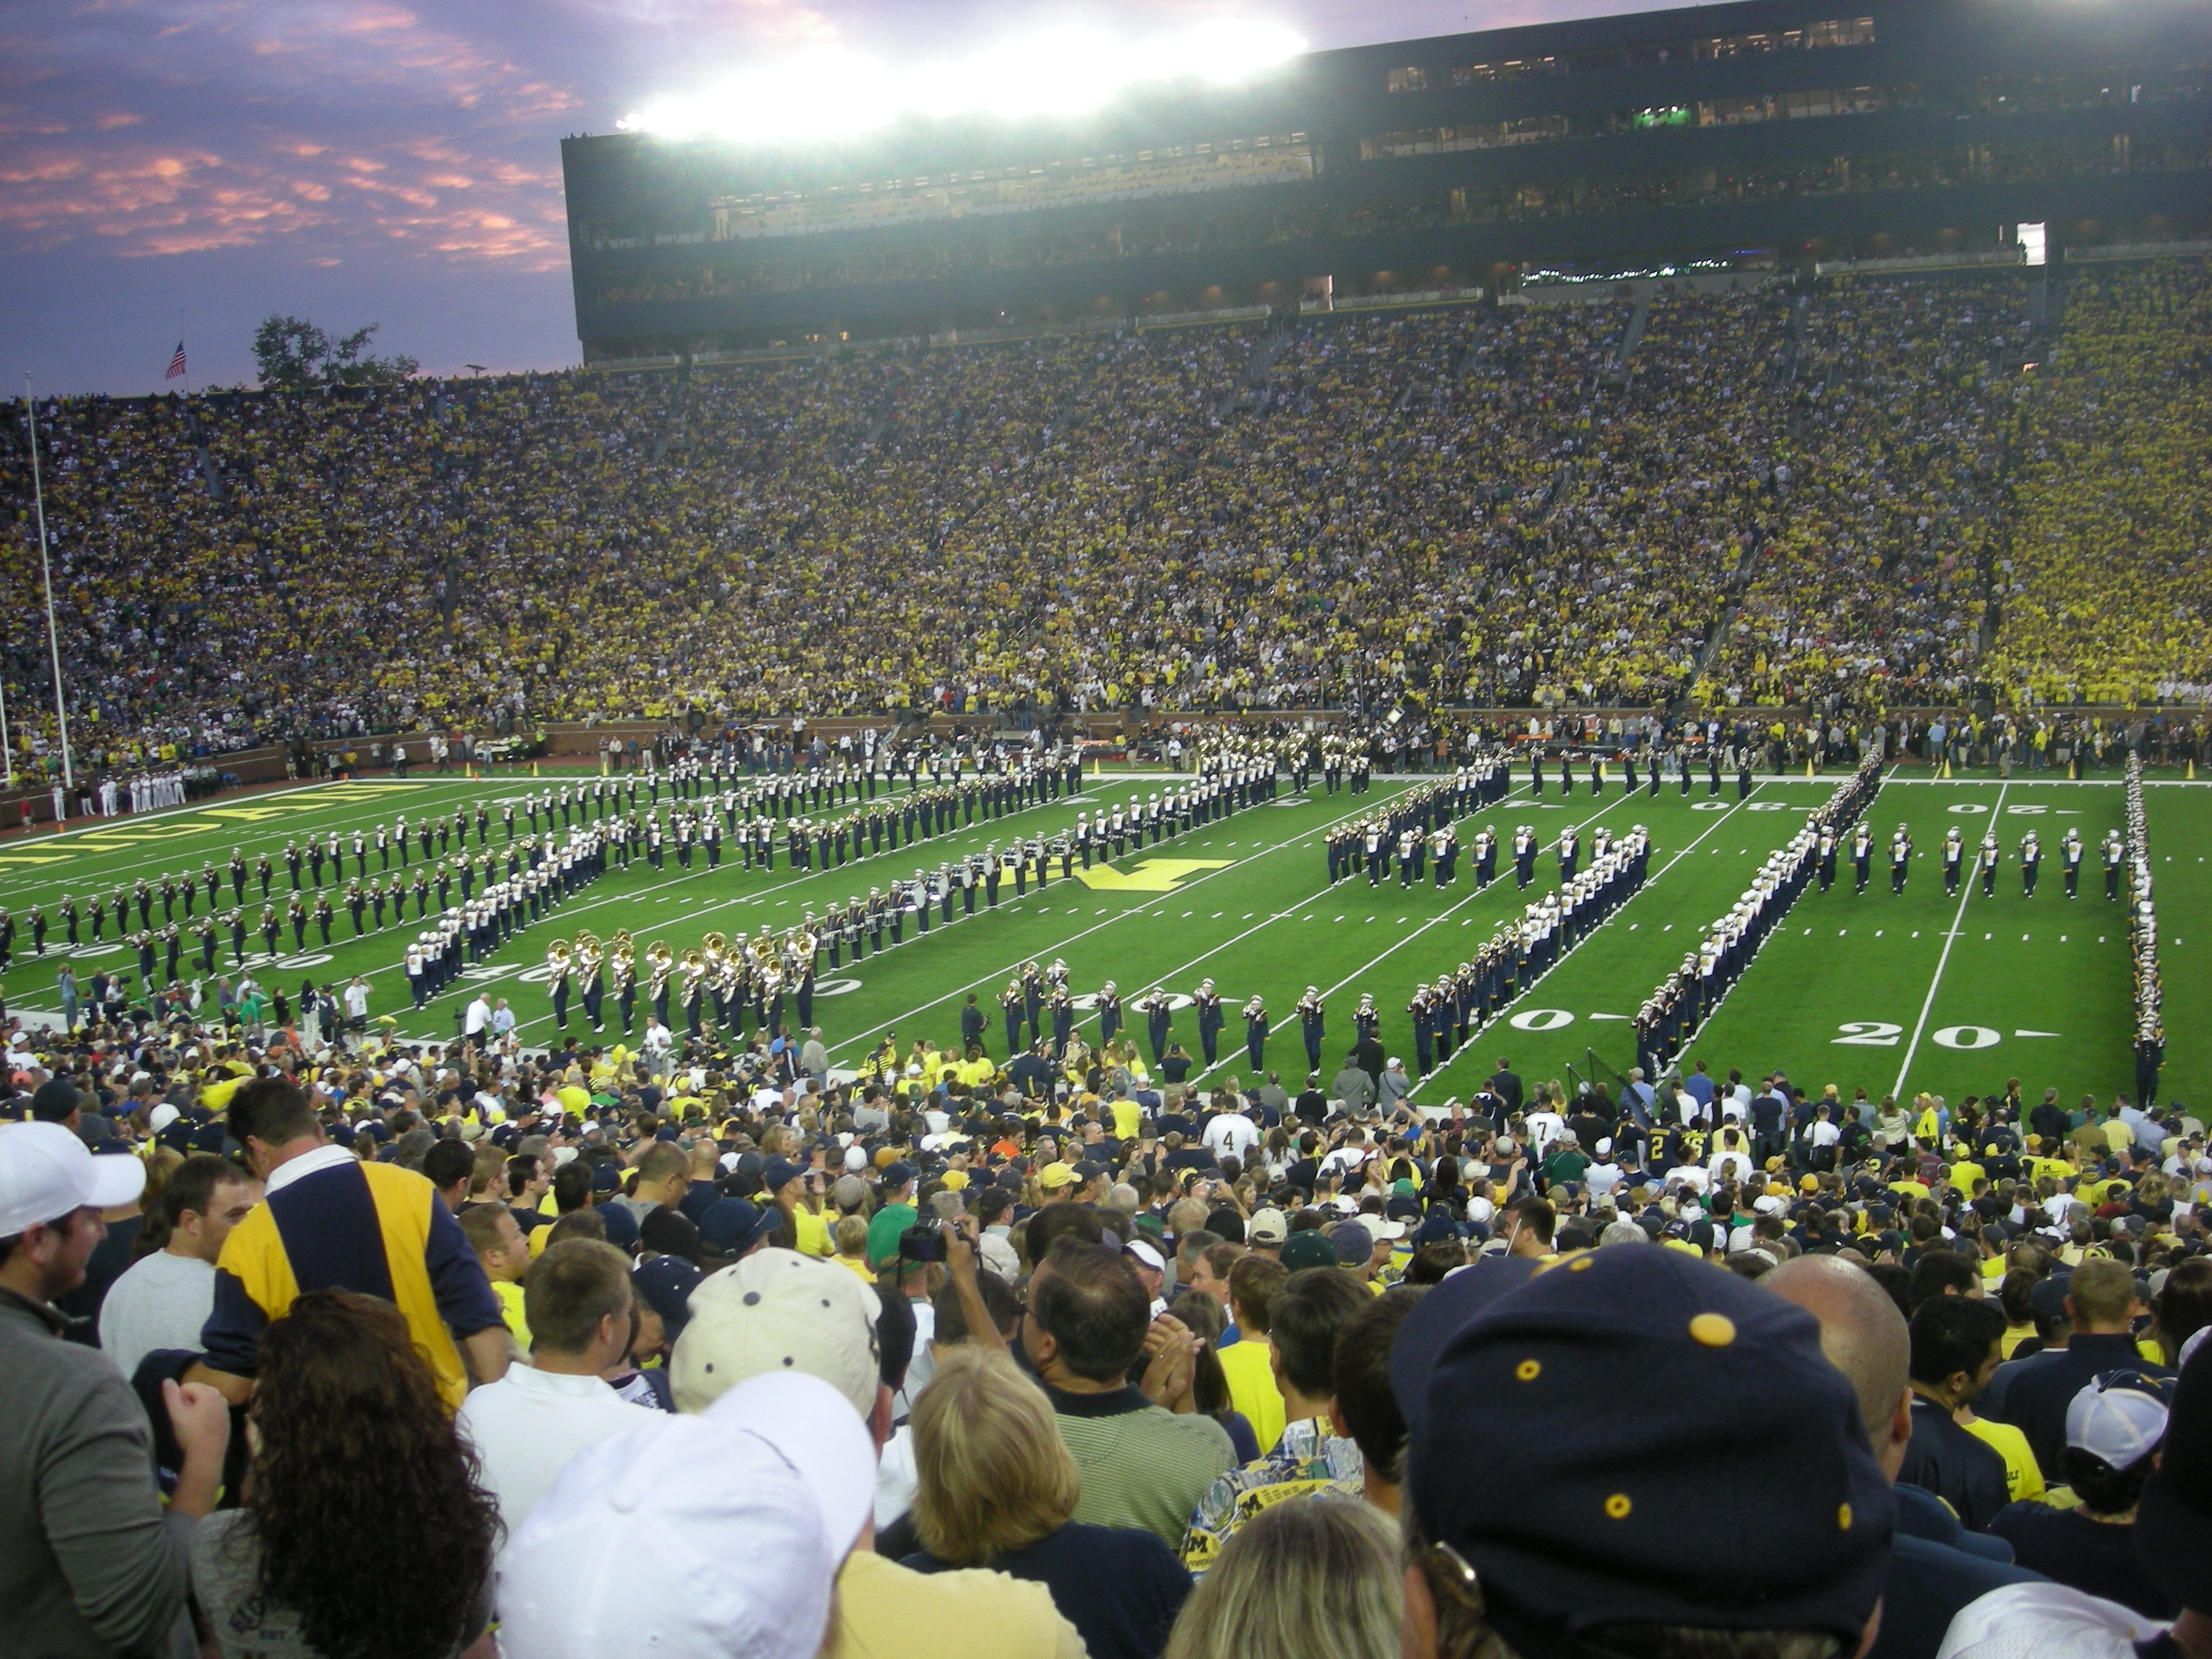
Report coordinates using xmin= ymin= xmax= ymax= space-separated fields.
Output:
xmin=0 ymin=764 xmax=2198 ymax=1111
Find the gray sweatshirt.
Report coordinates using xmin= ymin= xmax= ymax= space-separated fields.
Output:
xmin=0 ymin=1286 xmax=196 ymax=1658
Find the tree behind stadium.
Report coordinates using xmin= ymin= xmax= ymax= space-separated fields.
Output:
xmin=252 ymin=315 xmax=418 ymax=392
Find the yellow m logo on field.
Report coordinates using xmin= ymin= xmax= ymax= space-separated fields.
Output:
xmin=1074 ymin=858 xmax=1233 ymax=893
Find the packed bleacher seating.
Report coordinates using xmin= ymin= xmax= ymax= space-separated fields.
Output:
xmin=2 ymin=260 xmax=2210 ymax=770
xmin=1984 ymin=258 xmax=2212 ymax=706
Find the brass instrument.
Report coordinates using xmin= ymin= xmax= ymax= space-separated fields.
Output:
xmin=680 ymin=947 xmax=709 ymax=1002
xmin=546 ymin=937 xmax=572 ymax=986
xmin=646 ymin=940 xmax=674 ymax=996
xmin=575 ymin=930 xmax=603 ymax=984
xmin=609 ymin=931 xmax=636 ymax=992
xmin=701 ymin=930 xmax=729 ymax=971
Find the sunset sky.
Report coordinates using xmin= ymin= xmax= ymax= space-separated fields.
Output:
xmin=2 ymin=0 xmax=1707 ymax=395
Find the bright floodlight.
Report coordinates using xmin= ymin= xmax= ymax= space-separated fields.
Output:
xmin=619 ymin=18 xmax=1309 ymax=147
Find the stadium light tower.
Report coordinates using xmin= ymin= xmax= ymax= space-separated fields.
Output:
xmin=621 ymin=17 xmax=1306 ymax=145
xmin=20 ymin=376 xmax=73 ymax=795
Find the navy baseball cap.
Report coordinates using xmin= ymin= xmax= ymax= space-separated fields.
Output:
xmin=1405 ymin=1249 xmax=1892 ymax=1659
xmin=697 ymin=1197 xmax=778 ymax=1258
xmin=881 ymin=1160 xmax=916 ymax=1190
xmin=762 ymin=1156 xmax=804 ymax=1194
xmin=632 ymin=1253 xmax=703 ymax=1341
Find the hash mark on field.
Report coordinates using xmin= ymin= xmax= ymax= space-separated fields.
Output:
xmin=1663 ymin=923 xmax=1673 ymax=931
xmin=1802 ymin=927 xmax=1811 ymax=935
xmin=1335 ymin=915 xmax=1345 ymax=922
xmin=2062 ymin=935 xmax=2068 ymax=942
xmin=2099 ymin=935 xmax=2107 ymax=943
xmin=1210 ymin=912 xmax=1222 ymax=919
xmin=1838 ymin=929 xmax=1847 ymax=935
xmin=1911 ymin=930 xmax=1919 ymax=938
xmin=1182 ymin=910 xmax=1193 ymax=917
xmin=1629 ymin=922 xmax=1638 ymax=930
xmin=1876 ymin=930 xmax=1884 ymax=937
xmin=2022 ymin=933 xmax=2031 ymax=941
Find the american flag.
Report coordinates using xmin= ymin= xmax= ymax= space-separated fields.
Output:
xmin=164 ymin=341 xmax=187 ymax=381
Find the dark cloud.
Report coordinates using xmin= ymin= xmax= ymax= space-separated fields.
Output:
xmin=2 ymin=0 xmax=1705 ymax=393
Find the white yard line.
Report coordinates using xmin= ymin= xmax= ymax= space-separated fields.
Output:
xmin=1892 ymin=779 xmax=2010 ymax=1096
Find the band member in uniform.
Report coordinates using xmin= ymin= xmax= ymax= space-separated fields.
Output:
xmin=1297 ymin=986 xmax=1326 ymax=1074
xmin=1096 ymin=981 xmax=1122 ymax=1049
xmin=2019 ymin=830 xmax=2041 ymax=897
xmin=1141 ymin=987 xmax=1173 ymax=1067
xmin=2061 ymin=827 xmax=2083 ymax=899
xmin=1889 ymin=824 xmax=1912 ymax=896
xmin=1194 ymin=979 xmax=1224 ymax=1066
xmin=2103 ymin=830 xmax=2124 ymax=901
xmin=1942 ymin=826 xmax=1965 ymax=897
xmin=1851 ymin=823 xmax=1874 ymax=895
xmin=1513 ymin=825 xmax=1537 ymax=891
xmin=1977 ymin=832 xmax=2001 ymax=897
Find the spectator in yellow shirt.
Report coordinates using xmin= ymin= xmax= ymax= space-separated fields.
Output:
xmin=1218 ymin=1255 xmax=1288 ymax=1453
xmin=766 ymin=1158 xmax=833 ymax=1258
xmin=459 ymin=1204 xmax=533 ymax=1355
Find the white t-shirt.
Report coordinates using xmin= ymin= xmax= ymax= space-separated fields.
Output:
xmin=346 ymin=983 xmax=372 ymax=1020
xmin=99 ymin=1250 xmax=216 ymax=1380
xmin=454 ymin=1364 xmax=660 ymax=1539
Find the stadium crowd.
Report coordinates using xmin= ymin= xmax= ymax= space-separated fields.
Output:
xmin=6 ymin=262 xmax=2208 ymax=777
xmin=1984 ymin=258 xmax=2212 ymax=706
xmin=5 ymin=968 xmax=2212 ymax=1659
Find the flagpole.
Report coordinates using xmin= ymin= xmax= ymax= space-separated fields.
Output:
xmin=22 ymin=375 xmax=73 ymax=795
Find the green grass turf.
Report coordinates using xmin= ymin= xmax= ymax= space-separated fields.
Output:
xmin=1675 ymin=777 xmax=2138 ymax=1107
xmin=1407 ymin=775 xmax=1855 ymax=1102
xmin=0 ymin=767 xmax=2197 ymax=1112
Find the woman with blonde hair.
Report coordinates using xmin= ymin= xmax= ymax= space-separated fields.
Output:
xmin=1161 ymin=1497 xmax=1402 ymax=1659
xmin=904 ymin=1346 xmax=1190 ymax=1659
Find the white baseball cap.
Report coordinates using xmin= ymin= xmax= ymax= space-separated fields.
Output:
xmin=497 ymin=1371 xmax=873 ymax=1659
xmin=2065 ymin=1373 xmax=2170 ymax=1470
xmin=0 ymin=1121 xmax=145 ymax=1235
xmin=671 ymin=1248 xmax=881 ymax=1418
